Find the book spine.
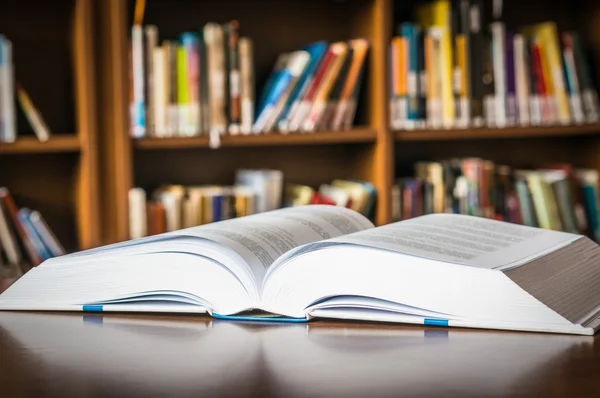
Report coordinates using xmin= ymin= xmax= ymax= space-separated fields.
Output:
xmin=176 ymin=44 xmax=189 ymax=136
xmin=483 ymin=35 xmax=496 ymax=127
xmin=239 ymin=37 xmax=254 ymax=134
xmin=204 ymin=23 xmax=227 ymax=146
xmin=407 ymin=24 xmax=421 ymax=128
xmin=469 ymin=0 xmax=484 ymax=127
xmin=0 ymin=36 xmax=4 ymax=143
xmin=182 ymin=33 xmax=200 ymax=136
xmin=17 ymin=209 xmax=52 ymax=261
xmin=0 ymin=196 xmax=21 ymax=265
xmin=226 ymin=21 xmax=241 ymax=134
xmin=144 ymin=25 xmax=158 ymax=137
xmin=0 ymin=188 xmax=42 ymax=266
xmin=28 ymin=210 xmax=66 ymax=257
xmin=491 ymin=22 xmax=507 ymax=128
xmin=1 ymin=37 xmax=16 ymax=142
xmin=165 ymin=42 xmax=178 ymax=136
xmin=288 ymin=48 xmax=335 ymax=132
xmin=16 ymin=85 xmax=51 ymax=142
xmin=131 ymin=25 xmax=146 ymax=138
xmin=505 ymin=31 xmax=518 ymax=127
xmin=531 ymin=41 xmax=553 ymax=125
xmin=153 ymin=47 xmax=167 ymax=137
xmin=198 ymin=34 xmax=210 ymax=134
xmin=571 ymin=32 xmax=600 ymax=123
xmin=390 ymin=37 xmax=402 ymax=130
xmin=513 ymin=34 xmax=531 ymax=127
xmin=561 ymin=33 xmax=585 ymax=124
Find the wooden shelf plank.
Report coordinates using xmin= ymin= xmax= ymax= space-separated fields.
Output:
xmin=133 ymin=128 xmax=378 ymax=150
xmin=0 ymin=135 xmax=81 ymax=154
xmin=395 ymin=124 xmax=600 ymax=141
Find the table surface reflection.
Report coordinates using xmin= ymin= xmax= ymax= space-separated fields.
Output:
xmin=0 ymin=312 xmax=599 ymax=397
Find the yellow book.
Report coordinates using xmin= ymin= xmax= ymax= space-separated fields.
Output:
xmin=176 ymin=45 xmax=189 ymax=134
xmin=535 ymin=22 xmax=571 ymax=125
xmin=417 ymin=0 xmax=454 ymax=128
xmin=391 ymin=37 xmax=403 ymax=129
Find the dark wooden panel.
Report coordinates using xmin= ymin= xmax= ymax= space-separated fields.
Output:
xmin=0 ymin=0 xmax=76 ymax=136
xmin=134 ymin=143 xmax=373 ymax=190
xmin=0 ymin=153 xmax=79 ymax=252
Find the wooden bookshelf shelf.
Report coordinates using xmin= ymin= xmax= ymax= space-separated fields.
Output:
xmin=0 ymin=135 xmax=81 ymax=155
xmin=133 ymin=128 xmax=378 ymax=150
xmin=395 ymin=124 xmax=600 ymax=142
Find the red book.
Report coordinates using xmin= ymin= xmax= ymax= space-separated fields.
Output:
xmin=0 ymin=188 xmax=42 ymax=266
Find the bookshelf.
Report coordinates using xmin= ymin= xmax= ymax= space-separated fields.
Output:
xmin=98 ymin=0 xmax=392 ymax=244
xmin=391 ymin=0 xmax=600 ymax=178
xmin=95 ymin=0 xmax=600 ymax=246
xmin=134 ymin=129 xmax=377 ymax=150
xmin=0 ymin=135 xmax=81 ymax=154
xmin=0 ymin=0 xmax=100 ymax=253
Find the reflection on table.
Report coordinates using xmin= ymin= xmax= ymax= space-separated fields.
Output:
xmin=0 ymin=312 xmax=598 ymax=397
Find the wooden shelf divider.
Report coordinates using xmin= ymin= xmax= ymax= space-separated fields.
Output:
xmin=395 ymin=124 xmax=600 ymax=141
xmin=0 ymin=135 xmax=81 ymax=155
xmin=134 ymin=128 xmax=377 ymax=150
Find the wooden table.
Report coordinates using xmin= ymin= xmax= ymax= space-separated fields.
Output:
xmin=1 ymin=312 xmax=599 ymax=397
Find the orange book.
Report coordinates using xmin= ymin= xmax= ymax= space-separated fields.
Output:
xmin=147 ymin=202 xmax=166 ymax=236
xmin=332 ymin=39 xmax=369 ymax=130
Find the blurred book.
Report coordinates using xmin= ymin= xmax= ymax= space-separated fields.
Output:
xmin=0 ymin=187 xmax=65 ymax=273
xmin=393 ymin=159 xmax=600 ymax=242
xmin=128 ymin=21 xmax=369 ymax=140
xmin=128 ymin=171 xmax=377 ymax=239
xmin=389 ymin=1 xmax=600 ymax=129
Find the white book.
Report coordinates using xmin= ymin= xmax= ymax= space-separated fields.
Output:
xmin=2 ymin=207 xmax=600 ymax=336
xmin=0 ymin=37 xmax=16 ymax=142
xmin=153 ymin=47 xmax=167 ymax=137
xmin=490 ymin=23 xmax=507 ymax=128
xmin=128 ymin=188 xmax=147 ymax=240
xmin=514 ymin=35 xmax=531 ymax=127
xmin=239 ymin=38 xmax=255 ymax=135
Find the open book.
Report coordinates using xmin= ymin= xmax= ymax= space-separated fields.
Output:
xmin=1 ymin=205 xmax=599 ymax=335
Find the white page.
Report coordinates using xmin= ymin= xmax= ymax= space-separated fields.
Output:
xmin=329 ymin=214 xmax=580 ymax=270
xmin=170 ymin=205 xmax=374 ymax=287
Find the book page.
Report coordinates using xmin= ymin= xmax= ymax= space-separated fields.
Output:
xmin=171 ymin=205 xmax=374 ymax=286
xmin=330 ymin=214 xmax=580 ymax=270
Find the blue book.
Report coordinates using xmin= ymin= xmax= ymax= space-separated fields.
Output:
xmin=402 ymin=23 xmax=421 ymax=124
xmin=256 ymin=54 xmax=290 ymax=118
xmin=253 ymin=51 xmax=309 ymax=132
xmin=17 ymin=208 xmax=52 ymax=261
xmin=277 ymin=41 xmax=328 ymax=130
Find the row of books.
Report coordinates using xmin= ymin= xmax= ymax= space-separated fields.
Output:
xmin=0 ymin=35 xmax=51 ymax=143
xmin=393 ymin=160 xmax=600 ymax=242
xmin=0 ymin=188 xmax=65 ymax=273
xmin=389 ymin=0 xmax=600 ymax=130
xmin=129 ymin=22 xmax=368 ymax=144
xmin=128 ymin=169 xmax=375 ymax=239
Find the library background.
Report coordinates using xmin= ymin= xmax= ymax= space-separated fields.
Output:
xmin=1 ymin=0 xmax=600 ymax=279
